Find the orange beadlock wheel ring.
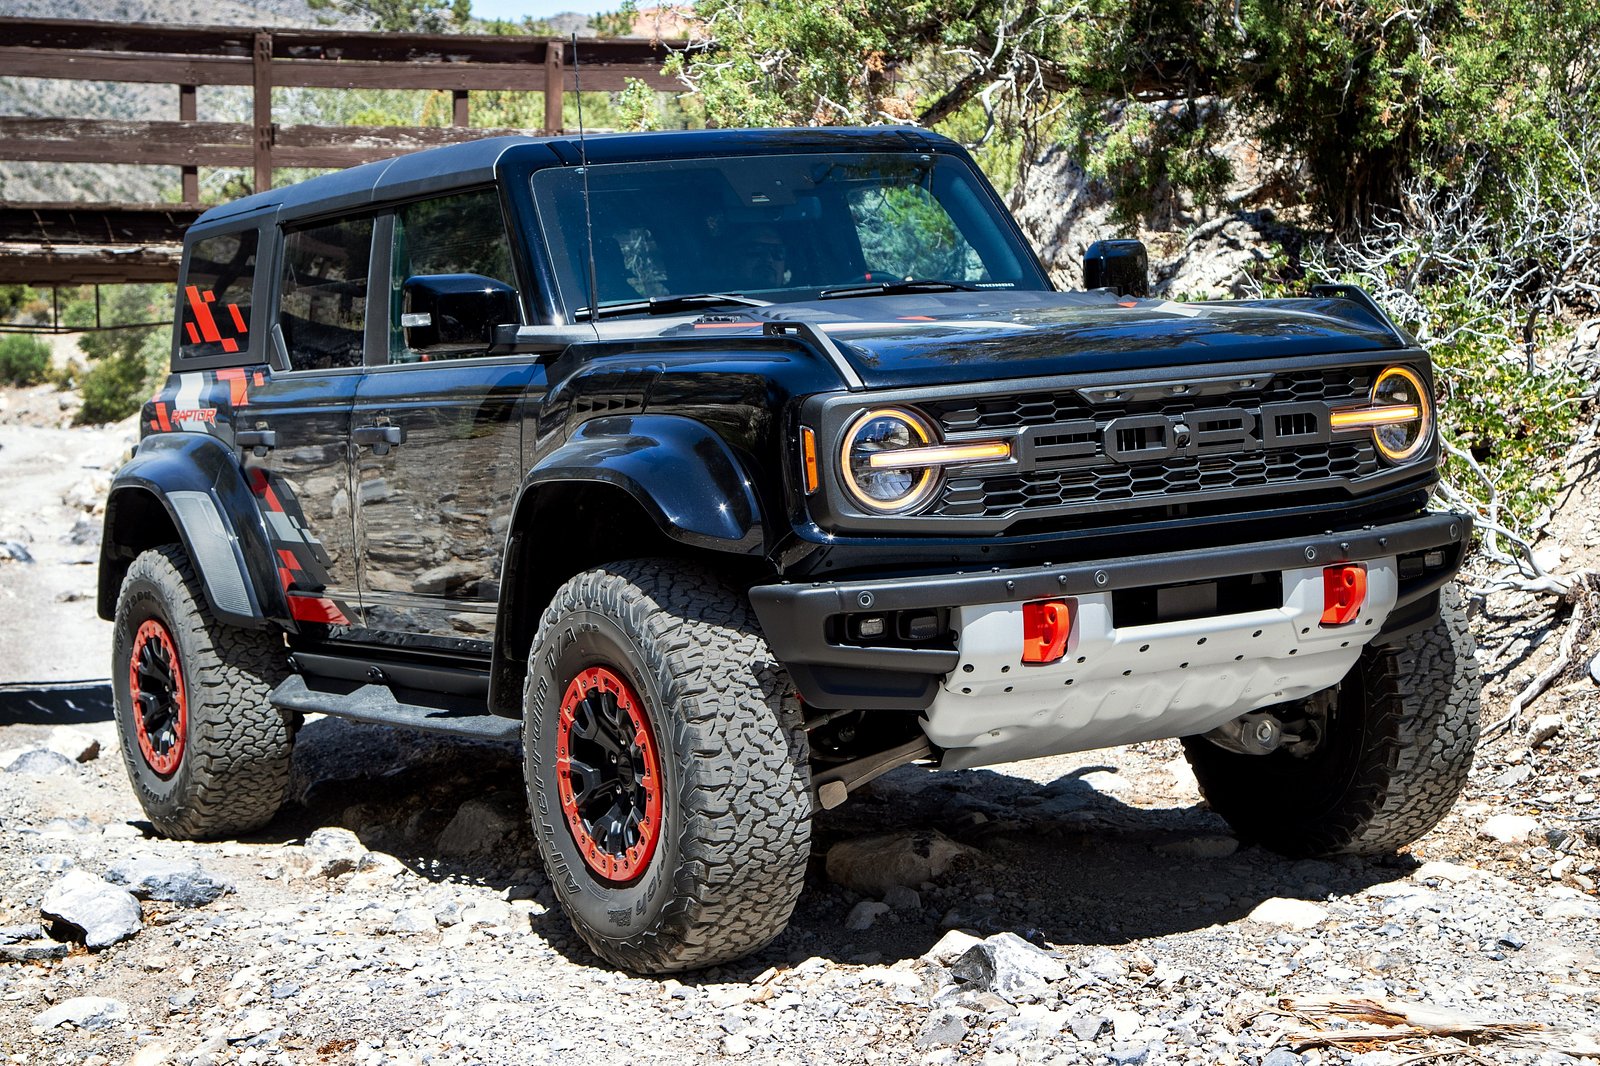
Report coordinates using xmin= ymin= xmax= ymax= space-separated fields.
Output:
xmin=554 ymin=666 xmax=664 ymax=883
xmin=129 ymin=618 xmax=188 ymax=776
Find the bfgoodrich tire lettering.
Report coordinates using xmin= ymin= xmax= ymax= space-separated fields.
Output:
xmin=112 ymin=545 xmax=292 ymax=839
xmin=523 ymin=560 xmax=811 ymax=973
xmin=1182 ymin=584 xmax=1481 ymax=857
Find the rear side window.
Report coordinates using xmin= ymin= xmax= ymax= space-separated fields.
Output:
xmin=180 ymin=230 xmax=257 ymax=360
xmin=278 ymin=217 xmax=374 ymax=372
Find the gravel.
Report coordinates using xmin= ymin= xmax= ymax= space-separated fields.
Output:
xmin=2 ymin=388 xmax=1598 ymax=1063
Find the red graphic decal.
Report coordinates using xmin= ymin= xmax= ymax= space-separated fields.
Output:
xmin=262 ymin=483 xmax=285 ymax=513
xmin=246 ymin=468 xmax=269 ymax=495
xmin=217 ymin=368 xmax=249 ymax=406
xmin=185 ymin=286 xmax=223 ymax=343
xmin=277 ymin=549 xmax=300 ymax=570
xmin=154 ymin=402 xmax=171 ymax=432
xmin=221 ymin=338 xmax=239 ymax=353
xmin=252 ymin=372 xmax=265 ymax=387
xmin=277 ymin=567 xmax=294 ymax=591
xmin=227 ymin=304 xmax=248 ymax=334
xmin=288 ymin=596 xmax=349 ymax=625
xmin=148 ymin=419 xmax=160 ymax=432
xmin=171 ymin=408 xmax=217 ymax=424
xmin=184 ymin=322 xmax=200 ymax=345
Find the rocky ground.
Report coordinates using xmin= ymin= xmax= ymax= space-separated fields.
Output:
xmin=2 ymin=380 xmax=1599 ymax=1066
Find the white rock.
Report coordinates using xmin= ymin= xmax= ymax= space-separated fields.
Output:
xmin=389 ymin=908 xmax=438 ymax=934
xmin=3 ymin=747 xmax=76 ymax=775
xmin=1529 ymin=714 xmax=1564 ymax=748
xmin=107 ymin=856 xmax=231 ymax=906
xmin=949 ymin=932 xmax=1069 ymax=1003
xmin=1245 ymin=898 xmax=1328 ymax=931
xmin=921 ymin=929 xmax=984 ymax=967
xmin=32 ymin=996 xmax=128 ymax=1030
xmin=1108 ymin=1008 xmax=1142 ymax=1042
xmin=301 ymin=827 xmax=367 ymax=877
xmin=825 ymin=830 xmax=980 ymax=894
xmin=1413 ymin=861 xmax=1480 ymax=884
xmin=128 ymin=1043 xmax=176 ymax=1066
xmin=1588 ymin=651 xmax=1600 ymax=685
xmin=845 ymin=901 xmax=890 ymax=932
xmin=44 ymin=726 xmax=100 ymax=762
xmin=1478 ymin=814 xmax=1541 ymax=844
xmin=1542 ymin=898 xmax=1600 ymax=920
xmin=722 ymin=1034 xmax=753 ymax=1056
xmin=41 ymin=870 xmax=142 ymax=948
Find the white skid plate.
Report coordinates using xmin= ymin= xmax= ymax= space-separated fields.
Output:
xmin=923 ymin=560 xmax=1398 ymax=769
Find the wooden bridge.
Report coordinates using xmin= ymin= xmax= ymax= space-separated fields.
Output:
xmin=0 ymin=18 xmax=682 ymax=288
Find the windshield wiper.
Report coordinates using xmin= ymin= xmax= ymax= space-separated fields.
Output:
xmin=583 ymin=293 xmax=770 ymax=319
xmin=818 ymin=280 xmax=982 ymax=300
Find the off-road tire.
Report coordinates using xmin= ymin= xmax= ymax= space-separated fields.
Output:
xmin=112 ymin=545 xmax=292 ymax=838
xmin=1181 ymin=584 xmax=1481 ymax=857
xmin=523 ymin=560 xmax=812 ymax=973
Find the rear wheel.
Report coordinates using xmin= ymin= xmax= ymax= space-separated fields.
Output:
xmin=112 ymin=545 xmax=292 ymax=838
xmin=1182 ymin=584 xmax=1481 ymax=857
xmin=523 ymin=560 xmax=811 ymax=973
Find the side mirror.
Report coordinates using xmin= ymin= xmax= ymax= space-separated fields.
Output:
xmin=1083 ymin=239 xmax=1149 ymax=298
xmin=401 ymin=274 xmax=519 ymax=355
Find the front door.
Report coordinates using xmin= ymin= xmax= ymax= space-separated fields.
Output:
xmin=351 ymin=189 xmax=540 ymax=649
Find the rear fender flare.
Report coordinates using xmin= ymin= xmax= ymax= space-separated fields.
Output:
xmin=99 ymin=433 xmax=287 ymax=628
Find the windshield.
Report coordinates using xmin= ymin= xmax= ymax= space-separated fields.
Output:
xmin=531 ymin=152 xmax=1049 ymax=317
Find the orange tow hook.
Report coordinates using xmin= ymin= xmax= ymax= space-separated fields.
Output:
xmin=1321 ymin=564 xmax=1367 ymax=626
xmin=1022 ymin=599 xmax=1075 ymax=663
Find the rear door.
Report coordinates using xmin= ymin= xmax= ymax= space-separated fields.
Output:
xmin=350 ymin=188 xmax=541 ymax=649
xmin=237 ymin=214 xmax=377 ymax=630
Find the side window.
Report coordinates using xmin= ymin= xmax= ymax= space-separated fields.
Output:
xmin=390 ymin=189 xmax=517 ymax=363
xmin=846 ymin=185 xmax=987 ymax=283
xmin=278 ymin=217 xmax=374 ymax=372
xmin=180 ymin=230 xmax=257 ymax=360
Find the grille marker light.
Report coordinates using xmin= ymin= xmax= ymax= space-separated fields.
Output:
xmin=801 ymin=426 xmax=820 ymax=493
xmin=867 ymin=440 xmax=1012 ymax=470
xmin=1328 ymin=404 xmax=1422 ymax=429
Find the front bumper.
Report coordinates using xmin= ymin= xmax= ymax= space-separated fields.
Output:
xmin=749 ymin=510 xmax=1470 ymax=713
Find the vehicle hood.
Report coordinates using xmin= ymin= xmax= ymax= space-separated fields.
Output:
xmin=737 ymin=289 xmax=1406 ymax=389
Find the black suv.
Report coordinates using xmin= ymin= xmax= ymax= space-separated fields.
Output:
xmin=100 ymin=127 xmax=1479 ymax=972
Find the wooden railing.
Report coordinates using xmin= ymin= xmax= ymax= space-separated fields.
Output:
xmin=0 ymin=18 xmax=684 ymax=285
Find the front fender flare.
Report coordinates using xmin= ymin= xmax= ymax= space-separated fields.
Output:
xmin=99 ymin=433 xmax=286 ymax=627
xmin=521 ymin=414 xmax=765 ymax=554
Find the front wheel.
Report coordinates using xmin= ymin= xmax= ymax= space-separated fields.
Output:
xmin=523 ymin=560 xmax=812 ymax=973
xmin=1182 ymin=584 xmax=1481 ymax=857
xmin=112 ymin=545 xmax=292 ymax=839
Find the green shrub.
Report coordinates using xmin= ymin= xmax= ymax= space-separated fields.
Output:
xmin=0 ymin=334 xmax=52 ymax=386
xmin=75 ymin=327 xmax=169 ymax=425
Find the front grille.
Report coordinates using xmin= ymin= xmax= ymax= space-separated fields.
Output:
xmin=923 ymin=366 xmax=1386 ymax=524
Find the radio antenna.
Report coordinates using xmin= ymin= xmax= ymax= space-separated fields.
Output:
xmin=572 ymin=32 xmax=599 ymax=325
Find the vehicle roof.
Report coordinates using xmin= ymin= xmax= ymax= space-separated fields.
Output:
xmin=192 ymin=126 xmax=956 ymax=230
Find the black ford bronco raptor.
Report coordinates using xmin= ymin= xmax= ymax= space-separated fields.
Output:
xmin=101 ymin=127 xmax=1480 ymax=972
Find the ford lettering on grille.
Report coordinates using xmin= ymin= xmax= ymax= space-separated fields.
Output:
xmin=1019 ymin=401 xmax=1332 ymax=471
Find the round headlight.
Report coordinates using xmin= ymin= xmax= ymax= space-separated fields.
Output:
xmin=1371 ymin=365 xmax=1431 ymax=462
xmin=839 ymin=408 xmax=939 ymax=513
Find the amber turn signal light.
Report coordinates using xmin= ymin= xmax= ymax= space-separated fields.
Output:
xmin=801 ymin=426 xmax=820 ymax=494
xmin=1321 ymin=564 xmax=1367 ymax=626
xmin=1022 ymin=599 xmax=1075 ymax=663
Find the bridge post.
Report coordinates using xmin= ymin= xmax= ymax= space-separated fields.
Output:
xmin=179 ymin=83 xmax=198 ymax=204
xmin=452 ymin=89 xmax=469 ymax=127
xmin=543 ymin=41 xmax=563 ymax=135
xmin=252 ymin=31 xmax=273 ymax=193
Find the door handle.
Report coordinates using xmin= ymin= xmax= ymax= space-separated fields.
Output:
xmin=352 ymin=425 xmax=405 ymax=454
xmin=235 ymin=429 xmax=277 ymax=456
